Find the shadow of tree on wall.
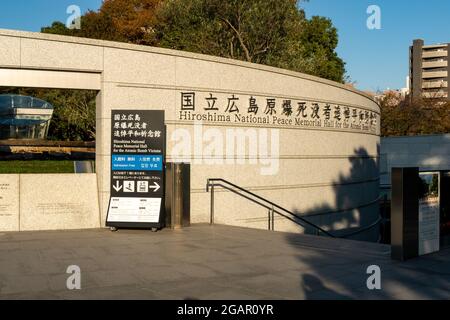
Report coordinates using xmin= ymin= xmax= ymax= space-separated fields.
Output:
xmin=292 ymin=146 xmax=381 ymax=241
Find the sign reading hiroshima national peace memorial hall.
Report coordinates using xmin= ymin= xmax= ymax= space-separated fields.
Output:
xmin=177 ymin=91 xmax=379 ymax=134
xmin=106 ymin=110 xmax=166 ymax=229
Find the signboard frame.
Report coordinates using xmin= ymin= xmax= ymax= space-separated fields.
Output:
xmin=418 ymin=171 xmax=440 ymax=256
xmin=391 ymin=167 xmax=445 ymax=261
xmin=441 ymin=171 xmax=450 ymax=246
xmin=106 ymin=110 xmax=166 ymax=230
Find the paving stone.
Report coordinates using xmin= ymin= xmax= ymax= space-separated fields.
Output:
xmin=0 ymin=225 xmax=448 ymax=299
xmin=0 ymin=274 xmax=50 ymax=295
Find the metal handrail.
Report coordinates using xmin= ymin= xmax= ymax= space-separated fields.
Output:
xmin=206 ymin=178 xmax=383 ymax=239
xmin=207 ymin=178 xmax=335 ymax=237
xmin=340 ymin=217 xmax=383 ymax=238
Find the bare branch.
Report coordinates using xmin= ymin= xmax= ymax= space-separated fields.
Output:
xmin=219 ymin=17 xmax=251 ymax=62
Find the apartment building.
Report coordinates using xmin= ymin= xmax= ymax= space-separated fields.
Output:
xmin=410 ymin=39 xmax=450 ymax=100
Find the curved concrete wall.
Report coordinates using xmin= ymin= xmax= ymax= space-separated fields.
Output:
xmin=0 ymin=29 xmax=380 ymax=240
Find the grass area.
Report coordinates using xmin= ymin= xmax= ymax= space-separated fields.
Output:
xmin=0 ymin=161 xmax=75 ymax=174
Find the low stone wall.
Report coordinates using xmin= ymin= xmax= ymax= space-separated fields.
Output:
xmin=0 ymin=173 xmax=100 ymax=232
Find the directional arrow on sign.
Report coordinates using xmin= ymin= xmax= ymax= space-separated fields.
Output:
xmin=113 ymin=181 xmax=123 ymax=192
xmin=149 ymin=182 xmax=160 ymax=192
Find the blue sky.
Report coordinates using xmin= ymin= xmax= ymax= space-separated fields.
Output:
xmin=1 ymin=0 xmax=449 ymax=92
xmin=302 ymin=0 xmax=450 ymax=91
xmin=0 ymin=0 xmax=102 ymax=31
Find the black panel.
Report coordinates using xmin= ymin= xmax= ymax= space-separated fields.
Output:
xmin=441 ymin=172 xmax=450 ymax=246
xmin=391 ymin=167 xmax=419 ymax=261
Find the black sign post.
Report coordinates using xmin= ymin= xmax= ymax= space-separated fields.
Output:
xmin=391 ymin=167 xmax=419 ymax=261
xmin=106 ymin=110 xmax=166 ymax=230
xmin=391 ymin=167 xmax=443 ymax=260
xmin=441 ymin=172 xmax=450 ymax=246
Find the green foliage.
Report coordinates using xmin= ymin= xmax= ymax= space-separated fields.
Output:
xmin=156 ymin=0 xmax=346 ymax=82
xmin=45 ymin=90 xmax=97 ymax=141
xmin=0 ymin=87 xmax=96 ymax=141
xmin=419 ymin=174 xmax=439 ymax=199
xmin=298 ymin=16 xmax=345 ymax=82
xmin=41 ymin=21 xmax=74 ymax=36
xmin=41 ymin=0 xmax=346 ymax=83
xmin=34 ymin=0 xmax=348 ymax=141
xmin=41 ymin=0 xmax=161 ymax=45
xmin=430 ymin=174 xmax=439 ymax=195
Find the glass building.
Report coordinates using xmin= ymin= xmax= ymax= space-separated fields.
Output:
xmin=0 ymin=94 xmax=54 ymax=140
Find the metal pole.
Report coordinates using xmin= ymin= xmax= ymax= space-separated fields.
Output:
xmin=268 ymin=209 xmax=271 ymax=231
xmin=271 ymin=206 xmax=275 ymax=231
xmin=210 ymin=184 xmax=215 ymax=225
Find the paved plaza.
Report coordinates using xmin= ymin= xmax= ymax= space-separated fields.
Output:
xmin=0 ymin=224 xmax=449 ymax=300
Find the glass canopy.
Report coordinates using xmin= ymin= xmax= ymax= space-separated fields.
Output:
xmin=0 ymin=94 xmax=54 ymax=140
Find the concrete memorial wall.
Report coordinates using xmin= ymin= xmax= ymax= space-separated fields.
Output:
xmin=0 ymin=175 xmax=19 ymax=232
xmin=0 ymin=174 xmax=100 ymax=232
xmin=0 ymin=29 xmax=380 ymax=239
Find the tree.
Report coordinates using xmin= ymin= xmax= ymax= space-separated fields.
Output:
xmin=298 ymin=16 xmax=346 ymax=82
xmin=380 ymin=94 xmax=450 ymax=137
xmin=157 ymin=0 xmax=301 ymax=61
xmin=35 ymin=0 xmax=350 ymax=141
xmin=430 ymin=174 xmax=439 ymax=196
xmin=42 ymin=0 xmax=346 ymax=83
xmin=42 ymin=0 xmax=162 ymax=45
xmin=41 ymin=21 xmax=74 ymax=36
xmin=45 ymin=90 xmax=97 ymax=141
xmin=156 ymin=0 xmax=346 ymax=82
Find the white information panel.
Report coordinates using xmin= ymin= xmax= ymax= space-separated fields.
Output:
xmin=419 ymin=197 xmax=440 ymax=256
xmin=418 ymin=172 xmax=440 ymax=256
xmin=107 ymin=197 xmax=162 ymax=223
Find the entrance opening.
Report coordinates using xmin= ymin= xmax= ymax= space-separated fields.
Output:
xmin=0 ymin=87 xmax=97 ymax=173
